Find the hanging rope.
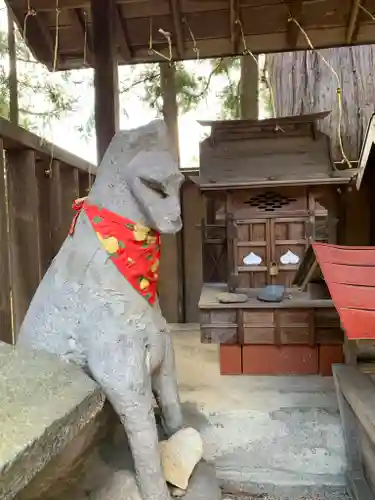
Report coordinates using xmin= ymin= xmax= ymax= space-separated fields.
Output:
xmin=46 ymin=0 xmax=61 ymax=178
xmin=53 ymin=0 xmax=60 ymax=72
xmin=235 ymin=18 xmax=277 ymax=119
xmin=183 ymin=18 xmax=200 ymax=60
xmin=83 ymin=10 xmax=88 ymax=67
xmin=148 ymin=18 xmax=172 ymax=62
xmin=23 ymin=0 xmax=36 ymax=42
xmin=359 ymin=4 xmax=375 ymax=22
xmin=287 ymin=16 xmax=351 ymax=169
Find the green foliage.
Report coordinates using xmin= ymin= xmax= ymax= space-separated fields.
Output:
xmin=121 ymin=61 xmax=210 ymax=115
xmin=121 ymin=55 xmax=271 ymax=122
xmin=0 ymin=21 xmax=81 ymax=132
xmin=211 ymin=57 xmax=241 ymax=119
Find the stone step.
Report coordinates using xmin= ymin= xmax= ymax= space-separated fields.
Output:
xmin=224 ymin=492 xmax=351 ymax=500
xmin=0 ymin=342 xmax=105 ymax=500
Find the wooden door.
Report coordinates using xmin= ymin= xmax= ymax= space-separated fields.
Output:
xmin=236 ymin=218 xmax=269 ymax=288
xmin=236 ymin=217 xmax=309 ymax=289
xmin=270 ymin=217 xmax=309 ymax=287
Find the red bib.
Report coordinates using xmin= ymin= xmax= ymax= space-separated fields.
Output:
xmin=69 ymin=198 xmax=160 ymax=305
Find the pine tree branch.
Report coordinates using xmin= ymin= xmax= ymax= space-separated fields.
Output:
xmin=19 ymin=107 xmax=64 ymax=117
xmin=196 ymin=58 xmax=225 ymax=98
xmin=120 ymin=72 xmax=159 ymax=93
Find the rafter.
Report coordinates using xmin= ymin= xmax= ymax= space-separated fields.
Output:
xmin=113 ymin=4 xmax=132 ymax=61
xmin=169 ymin=0 xmax=184 ymax=59
xmin=346 ymin=0 xmax=361 ymax=44
xmin=11 ymin=0 xmax=86 ymax=10
xmin=73 ymin=7 xmax=94 ymax=66
xmin=286 ymin=0 xmax=303 ymax=49
xmin=14 ymin=7 xmax=60 ymax=69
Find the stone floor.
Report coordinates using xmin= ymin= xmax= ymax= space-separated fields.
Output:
xmin=170 ymin=324 xmax=349 ymax=499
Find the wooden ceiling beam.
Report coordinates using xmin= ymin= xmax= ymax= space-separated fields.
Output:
xmin=73 ymin=7 xmax=94 ymax=66
xmin=346 ymin=0 xmax=361 ymax=44
xmin=113 ymin=4 xmax=132 ymax=61
xmin=286 ymin=0 xmax=303 ymax=49
xmin=169 ymin=0 xmax=184 ymax=59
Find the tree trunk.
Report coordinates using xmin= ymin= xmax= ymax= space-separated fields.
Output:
xmin=265 ymin=47 xmax=375 ymax=161
xmin=160 ymin=62 xmax=180 ymax=161
xmin=240 ymin=56 xmax=258 ymax=119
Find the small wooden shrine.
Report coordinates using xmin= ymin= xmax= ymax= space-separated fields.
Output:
xmin=193 ymin=112 xmax=356 ymax=376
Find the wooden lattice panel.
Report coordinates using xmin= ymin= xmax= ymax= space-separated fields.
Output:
xmin=229 ymin=188 xmax=308 ymax=220
xmin=245 ymin=191 xmax=298 ymax=212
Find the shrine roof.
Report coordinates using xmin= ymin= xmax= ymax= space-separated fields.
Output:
xmin=193 ymin=112 xmax=358 ymax=191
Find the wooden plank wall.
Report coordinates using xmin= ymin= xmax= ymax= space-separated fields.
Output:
xmin=181 ymin=178 xmax=204 ymax=322
xmin=0 ymin=156 xmax=204 ymax=344
xmin=0 ymin=146 xmax=91 ymax=344
xmin=158 ymin=177 xmax=203 ymax=323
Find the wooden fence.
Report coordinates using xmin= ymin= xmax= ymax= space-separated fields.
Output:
xmin=0 ymin=120 xmax=204 ymax=344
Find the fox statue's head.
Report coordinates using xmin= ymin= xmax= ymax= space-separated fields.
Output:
xmin=88 ymin=120 xmax=184 ymax=234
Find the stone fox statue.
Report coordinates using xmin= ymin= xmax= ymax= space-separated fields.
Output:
xmin=17 ymin=120 xmax=186 ymax=500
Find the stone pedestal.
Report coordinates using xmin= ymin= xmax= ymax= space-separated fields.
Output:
xmin=0 ymin=342 xmax=221 ymax=500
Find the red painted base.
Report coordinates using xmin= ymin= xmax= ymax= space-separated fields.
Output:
xmin=219 ymin=345 xmax=242 ymax=375
xmin=219 ymin=344 xmax=344 ymax=376
xmin=242 ymin=345 xmax=318 ymax=375
xmin=319 ymin=345 xmax=344 ymax=376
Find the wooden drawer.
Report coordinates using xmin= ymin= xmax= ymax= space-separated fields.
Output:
xmin=200 ymin=306 xmax=343 ymax=346
xmin=243 ymin=327 xmax=274 ymax=344
xmin=243 ymin=310 xmax=274 ymax=325
xmin=200 ymin=309 xmax=238 ymax=344
xmin=278 ymin=309 xmax=311 ymax=327
xmin=280 ymin=326 xmax=311 ymax=344
xmin=205 ymin=309 xmax=237 ymax=324
xmin=200 ymin=325 xmax=238 ymax=344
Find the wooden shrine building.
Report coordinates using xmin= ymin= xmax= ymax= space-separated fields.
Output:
xmin=194 ymin=112 xmax=357 ymax=375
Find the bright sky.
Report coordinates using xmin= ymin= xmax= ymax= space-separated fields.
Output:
xmin=0 ymin=2 xmax=266 ymax=167
xmin=40 ymin=62 xmax=229 ymax=167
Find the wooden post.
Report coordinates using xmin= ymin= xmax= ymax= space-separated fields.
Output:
xmin=91 ymin=0 xmax=119 ymax=163
xmin=79 ymin=171 xmax=94 ymax=198
xmin=181 ymin=180 xmax=204 ymax=322
xmin=7 ymin=149 xmax=42 ymax=336
xmin=158 ymin=62 xmax=184 ymax=322
xmin=0 ymin=141 xmax=12 ymax=343
xmin=50 ymin=161 xmax=80 ymax=255
xmin=35 ymin=159 xmax=54 ymax=275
